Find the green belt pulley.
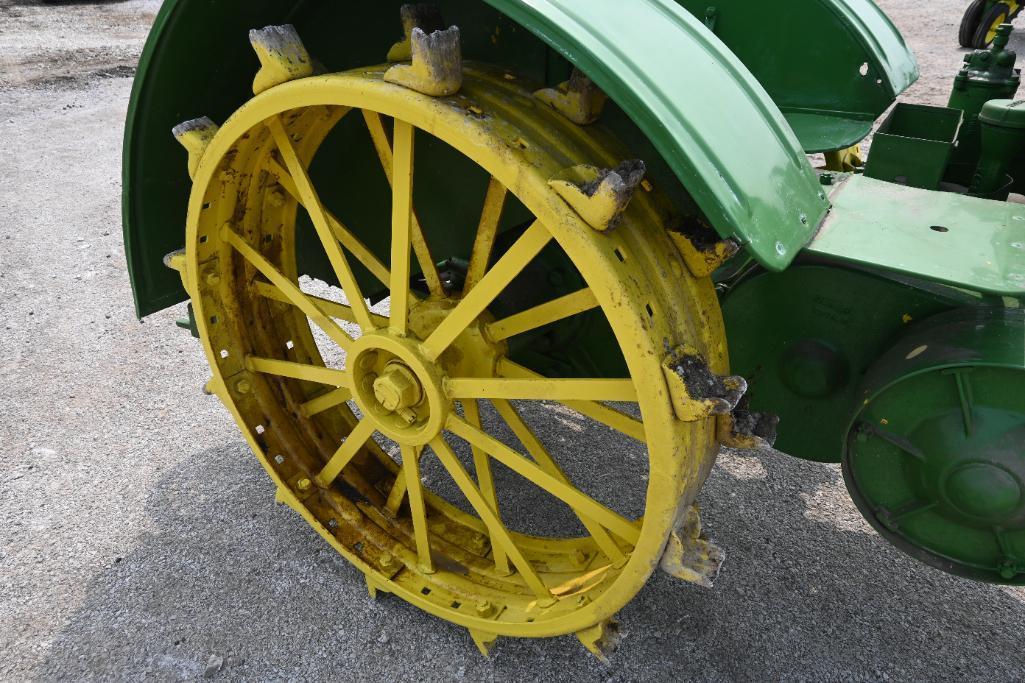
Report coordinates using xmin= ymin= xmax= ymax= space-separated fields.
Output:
xmin=843 ymin=307 xmax=1025 ymax=584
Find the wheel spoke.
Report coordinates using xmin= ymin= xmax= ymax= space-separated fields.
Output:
xmin=430 ymin=437 xmax=552 ymax=600
xmin=254 ymin=281 xmax=389 ymax=329
xmin=362 ymin=110 xmax=445 ymax=298
xmin=497 ymin=359 xmax=645 ymax=441
xmin=447 ymin=415 xmax=641 ymax=544
xmin=222 ymin=225 xmax=355 ymax=352
xmin=402 ymin=445 xmax=435 ymax=572
xmin=491 ymin=399 xmax=627 ymax=565
xmin=267 ymin=116 xmax=376 ymax=331
xmin=486 ymin=288 xmax=599 ymax=341
xmin=384 ymin=462 xmax=410 ymax=517
xmin=315 ymin=418 xmax=375 ymax=487
xmin=447 ymin=377 xmax=637 ymax=403
xmin=463 ymin=399 xmax=509 ymax=574
xmin=247 ymin=356 xmax=350 ymax=388
xmin=265 ymin=158 xmax=391 ymax=289
xmin=390 ymin=119 xmax=415 ymax=335
xmin=421 ymin=221 xmax=552 ymax=361
xmin=463 ymin=177 xmax=508 ymax=294
xmin=300 ymin=388 xmax=352 ymax=417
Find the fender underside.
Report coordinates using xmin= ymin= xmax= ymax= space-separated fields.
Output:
xmin=124 ymin=0 xmax=855 ymax=316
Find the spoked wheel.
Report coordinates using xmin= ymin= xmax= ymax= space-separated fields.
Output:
xmin=180 ymin=36 xmax=726 ymax=651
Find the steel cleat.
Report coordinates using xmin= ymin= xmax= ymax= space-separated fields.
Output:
xmin=249 ymin=24 xmax=315 ymax=95
xmin=717 ymin=409 xmax=780 ymax=450
xmin=576 ymin=619 xmax=622 ymax=662
xmin=172 ymin=117 xmax=219 ymax=181
xmin=384 ymin=26 xmax=463 ymax=97
xmin=659 ymin=504 xmax=725 ymax=588
xmin=534 ymin=68 xmax=609 ymax=125
xmin=549 ymin=160 xmax=647 ymax=232
xmin=661 ymin=345 xmax=747 ymax=422
xmin=468 ymin=629 xmax=498 ymax=657
xmin=387 ymin=3 xmax=446 ymax=62
xmin=667 ymin=219 xmax=741 ymax=278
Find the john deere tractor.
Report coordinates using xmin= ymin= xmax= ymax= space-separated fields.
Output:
xmin=123 ymin=0 xmax=1025 ymax=657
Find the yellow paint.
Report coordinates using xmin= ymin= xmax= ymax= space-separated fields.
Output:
xmin=178 ymin=23 xmax=727 ymax=647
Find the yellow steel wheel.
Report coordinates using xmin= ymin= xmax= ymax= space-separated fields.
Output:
xmin=181 ymin=64 xmax=726 ymax=647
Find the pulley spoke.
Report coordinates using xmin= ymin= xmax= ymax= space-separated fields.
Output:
xmin=315 ymin=418 xmax=375 ymax=487
xmin=222 ymin=224 xmax=354 ymax=350
xmin=421 ymin=221 xmax=552 ymax=361
xmin=402 ymin=445 xmax=435 ymax=572
xmin=447 ymin=377 xmax=637 ymax=403
xmin=254 ymin=281 xmax=389 ymax=329
xmin=491 ymin=399 xmax=627 ymax=565
xmin=496 ymin=359 xmax=645 ymax=441
xmin=362 ymin=110 xmax=445 ymax=298
xmin=390 ymin=119 xmax=415 ymax=336
xmin=462 ymin=399 xmax=509 ymax=574
xmin=247 ymin=356 xmax=350 ymax=388
xmin=430 ymin=437 xmax=552 ymax=600
xmin=267 ymin=116 xmax=376 ymax=331
xmin=486 ymin=287 xmax=600 ymax=341
xmin=264 ymin=158 xmax=391 ymax=288
xmin=463 ymin=177 xmax=508 ymax=294
xmin=447 ymin=415 xmax=641 ymax=544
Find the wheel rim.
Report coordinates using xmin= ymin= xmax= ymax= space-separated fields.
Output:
xmin=184 ymin=65 xmax=724 ymax=638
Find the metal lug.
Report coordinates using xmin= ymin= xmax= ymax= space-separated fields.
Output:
xmin=549 ymin=160 xmax=646 ymax=232
xmin=249 ymin=25 xmax=314 ymax=95
xmin=172 ymin=117 xmax=219 ymax=181
xmin=576 ymin=619 xmax=621 ymax=662
xmin=667 ymin=224 xmax=741 ymax=278
xmin=387 ymin=4 xmax=446 ymax=62
xmin=717 ymin=409 xmax=779 ymax=450
xmin=659 ymin=504 xmax=725 ymax=588
xmin=384 ymin=26 xmax=462 ymax=97
xmin=661 ymin=345 xmax=747 ymax=422
xmin=534 ymin=68 xmax=608 ymax=125
xmin=468 ymin=629 xmax=498 ymax=657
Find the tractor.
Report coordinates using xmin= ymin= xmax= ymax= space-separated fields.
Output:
xmin=961 ymin=0 xmax=1022 ymax=48
xmin=123 ymin=0 xmax=1025 ymax=657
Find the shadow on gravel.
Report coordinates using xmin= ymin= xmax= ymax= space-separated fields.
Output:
xmin=35 ymin=441 xmax=1025 ymax=681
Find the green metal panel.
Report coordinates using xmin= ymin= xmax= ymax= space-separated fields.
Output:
xmin=483 ymin=0 xmax=829 ymax=267
xmin=808 ymin=174 xmax=1025 ymax=296
xmin=843 ymin=307 xmax=1025 ymax=583
xmin=721 ymin=264 xmax=973 ymax=463
xmin=124 ymin=0 xmax=830 ymax=316
xmin=675 ymin=0 xmax=919 ymax=153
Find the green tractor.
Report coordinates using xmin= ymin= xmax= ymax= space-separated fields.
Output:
xmin=123 ymin=0 xmax=1025 ymax=656
xmin=961 ymin=0 xmax=1022 ymax=48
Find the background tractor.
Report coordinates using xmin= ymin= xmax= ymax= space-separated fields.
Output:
xmin=123 ymin=0 xmax=1025 ymax=657
xmin=961 ymin=0 xmax=1023 ymax=47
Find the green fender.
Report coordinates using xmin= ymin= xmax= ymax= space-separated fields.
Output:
xmin=124 ymin=0 xmax=844 ymax=316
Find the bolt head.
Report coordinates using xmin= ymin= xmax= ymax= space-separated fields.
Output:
xmin=235 ymin=379 xmax=252 ymax=395
xmin=297 ymin=478 xmax=312 ymax=492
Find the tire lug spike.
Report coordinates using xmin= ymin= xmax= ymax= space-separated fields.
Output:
xmin=249 ymin=24 xmax=314 ymax=95
xmin=659 ymin=504 xmax=725 ymax=588
xmin=468 ymin=629 xmax=498 ymax=657
xmin=384 ymin=25 xmax=463 ymax=96
xmin=667 ymin=219 xmax=742 ymax=278
xmin=575 ymin=619 xmax=621 ymax=662
xmin=387 ymin=3 xmax=446 ymax=62
xmin=717 ymin=409 xmax=779 ymax=450
xmin=549 ymin=160 xmax=647 ymax=232
xmin=661 ymin=345 xmax=747 ymax=422
xmin=534 ymin=68 xmax=608 ymax=125
xmin=171 ymin=117 xmax=219 ymax=180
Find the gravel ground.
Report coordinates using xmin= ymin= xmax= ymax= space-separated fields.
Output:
xmin=2 ymin=1 xmax=1024 ymax=680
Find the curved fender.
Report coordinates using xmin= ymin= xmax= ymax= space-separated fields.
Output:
xmin=486 ymin=0 xmax=830 ymax=269
xmin=123 ymin=0 xmax=829 ymax=316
